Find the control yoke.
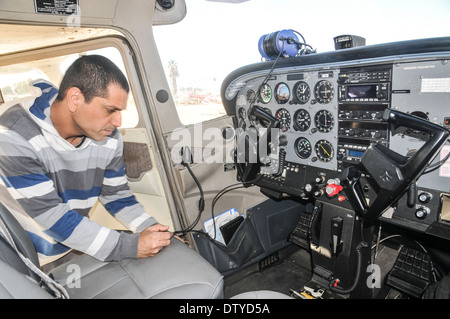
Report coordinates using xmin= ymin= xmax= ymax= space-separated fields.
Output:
xmin=341 ymin=109 xmax=450 ymax=223
xmin=235 ymin=105 xmax=280 ymax=183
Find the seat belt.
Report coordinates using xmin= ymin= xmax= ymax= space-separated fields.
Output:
xmin=0 ymin=217 xmax=70 ymax=299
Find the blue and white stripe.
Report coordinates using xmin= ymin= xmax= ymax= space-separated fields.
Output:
xmin=0 ymin=80 xmax=157 ymax=265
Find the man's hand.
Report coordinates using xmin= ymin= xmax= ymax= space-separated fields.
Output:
xmin=137 ymin=224 xmax=172 ymax=258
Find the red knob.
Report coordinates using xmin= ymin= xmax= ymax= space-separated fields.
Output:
xmin=325 ymin=183 xmax=343 ymax=197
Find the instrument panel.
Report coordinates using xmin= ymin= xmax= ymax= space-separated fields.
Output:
xmin=224 ymin=38 xmax=450 ymax=236
xmin=236 ymin=69 xmax=340 ymax=172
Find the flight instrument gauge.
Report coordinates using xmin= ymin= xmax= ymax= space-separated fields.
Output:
xmin=275 ymin=108 xmax=291 ymax=132
xmin=314 ymin=80 xmax=334 ymax=104
xmin=246 ymin=89 xmax=256 ymax=104
xmin=314 ymin=110 xmax=334 ymax=132
xmin=315 ymin=139 xmax=334 ymax=162
xmin=294 ymin=137 xmax=312 ymax=159
xmin=259 ymin=83 xmax=272 ymax=104
xmin=293 ymin=81 xmax=310 ymax=104
xmin=275 ymin=82 xmax=290 ymax=104
xmin=293 ymin=109 xmax=311 ymax=132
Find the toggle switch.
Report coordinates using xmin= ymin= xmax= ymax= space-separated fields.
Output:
xmin=331 ymin=216 xmax=343 ymax=256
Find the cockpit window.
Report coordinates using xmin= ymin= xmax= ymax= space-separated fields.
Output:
xmin=154 ymin=0 xmax=450 ymax=125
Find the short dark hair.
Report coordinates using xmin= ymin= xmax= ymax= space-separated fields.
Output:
xmin=56 ymin=55 xmax=129 ymax=103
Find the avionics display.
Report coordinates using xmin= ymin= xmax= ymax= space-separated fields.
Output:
xmin=347 ymin=85 xmax=377 ymax=99
xmin=338 ymin=83 xmax=389 ymax=101
xmin=348 ymin=149 xmax=364 ymax=158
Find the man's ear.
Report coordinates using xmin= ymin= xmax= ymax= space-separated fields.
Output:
xmin=66 ymin=87 xmax=84 ymax=113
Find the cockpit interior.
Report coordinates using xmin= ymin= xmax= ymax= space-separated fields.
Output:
xmin=211 ymin=35 xmax=450 ymax=299
xmin=0 ymin=0 xmax=449 ymax=302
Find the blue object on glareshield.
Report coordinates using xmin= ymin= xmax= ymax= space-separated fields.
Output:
xmin=258 ymin=29 xmax=300 ymax=60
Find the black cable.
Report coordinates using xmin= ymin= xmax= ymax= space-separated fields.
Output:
xmin=423 ymin=139 xmax=450 ymax=174
xmin=173 ymin=161 xmax=205 ymax=237
xmin=291 ymin=29 xmax=316 ymax=55
xmin=249 ymin=40 xmax=285 ymax=128
xmin=328 ymin=241 xmax=368 ymax=295
xmin=292 ymin=29 xmax=306 ymax=45
xmin=210 ymin=176 xmax=262 ymax=240
xmin=172 ymin=38 xmax=286 ymax=238
xmin=172 ymin=161 xmax=261 ymax=239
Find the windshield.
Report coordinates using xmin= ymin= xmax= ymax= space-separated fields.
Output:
xmin=154 ymin=0 xmax=450 ymax=125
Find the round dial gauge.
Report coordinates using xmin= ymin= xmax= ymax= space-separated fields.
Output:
xmin=293 ymin=109 xmax=311 ymax=132
xmin=314 ymin=110 xmax=334 ymax=132
xmin=275 ymin=108 xmax=291 ymax=132
xmin=246 ymin=90 xmax=256 ymax=104
xmin=294 ymin=81 xmax=310 ymax=104
xmin=259 ymin=84 xmax=272 ymax=104
xmin=315 ymin=140 xmax=334 ymax=162
xmin=294 ymin=137 xmax=312 ymax=159
xmin=314 ymin=80 xmax=334 ymax=104
xmin=275 ymin=83 xmax=290 ymax=104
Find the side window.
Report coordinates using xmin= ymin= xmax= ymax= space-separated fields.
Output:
xmin=0 ymin=46 xmax=139 ymax=128
xmin=154 ymin=5 xmax=229 ymax=125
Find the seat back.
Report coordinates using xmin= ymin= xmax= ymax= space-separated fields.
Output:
xmin=0 ymin=202 xmax=40 ymax=281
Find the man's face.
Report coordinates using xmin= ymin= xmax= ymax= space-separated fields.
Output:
xmin=74 ymin=83 xmax=128 ymax=141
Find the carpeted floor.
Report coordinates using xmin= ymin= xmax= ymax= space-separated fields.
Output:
xmin=224 ymin=245 xmax=313 ymax=298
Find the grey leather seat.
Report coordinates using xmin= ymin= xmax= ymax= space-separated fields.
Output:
xmin=50 ymin=239 xmax=224 ymax=299
xmin=231 ymin=290 xmax=293 ymax=299
xmin=0 ymin=202 xmax=223 ymax=299
xmin=0 ymin=259 xmax=54 ymax=299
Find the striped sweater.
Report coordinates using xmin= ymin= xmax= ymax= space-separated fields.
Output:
xmin=0 ymin=80 xmax=157 ymax=265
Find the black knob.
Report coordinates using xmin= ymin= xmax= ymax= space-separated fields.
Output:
xmin=279 ymin=135 xmax=288 ymax=147
xmin=418 ymin=192 xmax=432 ymax=204
xmin=313 ymin=189 xmax=324 ymax=198
xmin=377 ymin=91 xmax=387 ymax=100
xmin=415 ymin=208 xmax=428 ymax=219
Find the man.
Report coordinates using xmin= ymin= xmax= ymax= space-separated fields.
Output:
xmin=0 ymin=55 xmax=172 ymax=265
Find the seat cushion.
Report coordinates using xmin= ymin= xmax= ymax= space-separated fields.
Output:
xmin=231 ymin=290 xmax=293 ymax=299
xmin=50 ymin=239 xmax=224 ymax=299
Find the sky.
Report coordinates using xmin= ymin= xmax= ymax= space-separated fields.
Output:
xmin=153 ymin=0 xmax=450 ymax=93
